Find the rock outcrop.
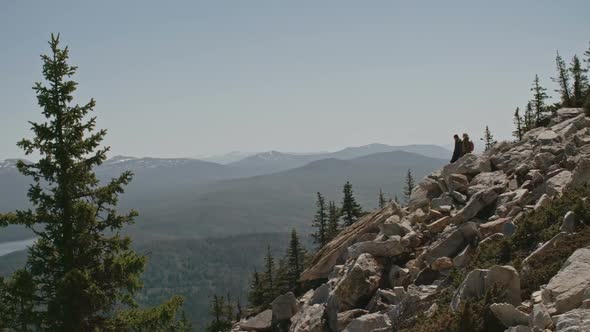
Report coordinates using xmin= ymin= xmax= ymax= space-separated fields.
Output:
xmin=235 ymin=108 xmax=590 ymax=332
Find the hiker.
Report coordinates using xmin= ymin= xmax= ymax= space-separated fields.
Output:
xmin=451 ymin=134 xmax=463 ymax=163
xmin=462 ymin=133 xmax=474 ymax=156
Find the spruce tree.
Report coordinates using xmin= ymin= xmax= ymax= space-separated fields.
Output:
xmin=285 ymin=229 xmax=306 ymax=293
xmin=482 ymin=126 xmax=497 ymax=151
xmin=262 ymin=245 xmax=275 ymax=305
xmin=341 ymin=181 xmax=363 ymax=226
xmin=403 ymin=169 xmax=415 ymax=206
xmin=553 ymin=51 xmax=572 ymax=107
xmin=206 ymin=295 xmax=232 ymax=332
xmin=513 ymin=107 xmax=524 ymax=141
xmin=524 ymin=101 xmax=536 ymax=131
xmin=530 ymin=74 xmax=549 ymax=124
xmin=311 ymin=192 xmax=328 ymax=249
xmin=378 ymin=188 xmax=387 ymax=209
xmin=327 ymin=201 xmax=340 ymax=241
xmin=247 ymin=270 xmax=264 ymax=308
xmin=0 ymin=34 xmax=182 ymax=331
xmin=570 ymin=55 xmax=588 ymax=107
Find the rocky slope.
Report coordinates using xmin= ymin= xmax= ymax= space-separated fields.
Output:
xmin=234 ymin=108 xmax=590 ymax=332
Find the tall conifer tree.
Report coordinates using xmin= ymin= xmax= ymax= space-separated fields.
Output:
xmin=262 ymin=245 xmax=275 ymax=305
xmin=403 ymin=170 xmax=415 ymax=205
xmin=378 ymin=189 xmax=387 ymax=209
xmin=285 ymin=229 xmax=306 ymax=293
xmin=553 ymin=51 xmax=572 ymax=107
xmin=341 ymin=181 xmax=363 ymax=226
xmin=0 ymin=34 xmax=182 ymax=331
xmin=570 ymin=55 xmax=588 ymax=107
xmin=327 ymin=201 xmax=340 ymax=241
xmin=483 ymin=126 xmax=497 ymax=151
xmin=530 ymin=74 xmax=549 ymax=124
xmin=311 ymin=192 xmax=328 ymax=249
xmin=513 ymin=107 xmax=524 ymax=141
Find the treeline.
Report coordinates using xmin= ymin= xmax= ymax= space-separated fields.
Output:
xmin=513 ymin=43 xmax=590 ymax=140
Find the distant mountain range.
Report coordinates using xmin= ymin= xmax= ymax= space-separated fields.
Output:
xmin=0 ymin=143 xmax=449 ymax=242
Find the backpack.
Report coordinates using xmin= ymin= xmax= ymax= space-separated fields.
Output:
xmin=468 ymin=141 xmax=474 ymax=153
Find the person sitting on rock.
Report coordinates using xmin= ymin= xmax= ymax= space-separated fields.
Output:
xmin=451 ymin=134 xmax=463 ymax=163
xmin=462 ymin=133 xmax=474 ymax=156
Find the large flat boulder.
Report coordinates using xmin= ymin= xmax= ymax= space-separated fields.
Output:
xmin=408 ymin=177 xmax=442 ymax=211
xmin=546 ymin=170 xmax=573 ymax=197
xmin=490 ymin=303 xmax=528 ymax=327
xmin=290 ymin=304 xmax=325 ymax=332
xmin=421 ymin=222 xmax=480 ymax=265
xmin=301 ymin=202 xmax=401 ymax=281
xmin=451 ymin=188 xmax=498 ymax=224
xmin=272 ymin=292 xmax=298 ymax=321
xmin=347 ymin=236 xmax=406 ymax=259
xmin=441 ymin=153 xmax=492 ymax=183
xmin=241 ymin=309 xmax=272 ymax=331
xmin=553 ymin=308 xmax=590 ymax=332
xmin=542 ymin=247 xmax=590 ymax=314
xmin=342 ymin=312 xmax=391 ymax=332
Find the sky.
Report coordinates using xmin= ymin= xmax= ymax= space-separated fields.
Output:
xmin=1 ymin=1 xmax=589 ymax=160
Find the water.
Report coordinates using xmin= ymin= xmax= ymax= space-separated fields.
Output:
xmin=0 ymin=238 xmax=36 ymax=256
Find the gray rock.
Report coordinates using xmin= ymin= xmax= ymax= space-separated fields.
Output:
xmin=529 ymin=303 xmax=552 ymax=330
xmin=522 ymin=232 xmax=569 ymax=269
xmin=546 ymin=170 xmax=573 ymax=196
xmin=489 ymin=303 xmax=528 ymax=327
xmin=327 ymin=254 xmax=383 ymax=330
xmin=336 ymin=309 xmax=368 ymax=331
xmin=534 ymin=152 xmax=556 ymax=172
xmin=379 ymin=216 xmax=412 ymax=237
xmin=452 ymin=189 xmax=498 ymax=224
xmin=342 ymin=313 xmax=391 ymax=332
xmin=408 ymin=177 xmax=443 ymax=211
xmin=537 ymin=129 xmax=559 ymax=143
xmin=272 ymin=292 xmax=298 ymax=321
xmin=241 ymin=309 xmax=272 ymax=331
xmin=427 ymin=216 xmax=451 ymax=234
xmin=422 ymin=222 xmax=480 ymax=265
xmin=432 ymin=194 xmax=455 ymax=210
xmin=568 ymin=158 xmax=590 ymax=190
xmin=290 ymin=304 xmax=325 ymax=332
xmin=542 ymin=247 xmax=590 ymax=314
xmin=486 ymin=265 xmax=521 ymax=306
xmin=442 ymin=153 xmax=492 ymax=183
xmin=560 ymin=211 xmax=577 ymax=233
xmin=451 ymin=269 xmax=487 ymax=311
xmin=553 ymin=308 xmax=590 ymax=332
xmin=470 ymin=171 xmax=508 ymax=188
xmin=309 ymin=284 xmax=330 ymax=305
xmin=450 ymin=190 xmax=467 ymax=204
xmin=388 ymin=265 xmax=410 ymax=288
xmin=534 ymin=194 xmax=552 ymax=210
xmin=347 ymin=236 xmax=405 ymax=259
xmin=447 ymin=174 xmax=470 ymax=192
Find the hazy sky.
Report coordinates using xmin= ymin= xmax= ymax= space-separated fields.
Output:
xmin=1 ymin=1 xmax=589 ymax=159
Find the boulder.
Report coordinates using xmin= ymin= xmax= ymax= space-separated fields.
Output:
xmin=407 ymin=208 xmax=429 ymax=224
xmin=379 ymin=216 xmax=412 ymax=237
xmin=451 ymin=269 xmax=487 ymax=311
xmin=553 ymin=308 xmax=590 ymax=332
xmin=452 ymin=189 xmax=498 ymax=224
xmin=290 ymin=304 xmax=325 ymax=332
xmin=451 ymin=265 xmax=520 ymax=311
xmin=432 ymin=194 xmax=455 ymax=209
xmin=431 ymin=256 xmax=453 ymax=271
xmin=533 ymin=152 xmax=556 ymax=172
xmin=568 ymin=158 xmax=590 ymax=189
xmin=452 ymin=245 xmax=475 ymax=268
xmin=546 ymin=170 xmax=573 ymax=196
xmin=560 ymin=211 xmax=577 ymax=233
xmin=366 ymin=288 xmax=404 ymax=312
xmin=542 ymin=247 xmax=590 ymax=314
xmin=480 ymin=218 xmax=512 ymax=237
xmin=504 ymin=326 xmax=531 ymax=332
xmin=426 ymin=216 xmax=451 ymax=234
xmin=241 ymin=309 xmax=272 ymax=331
xmin=485 ymin=265 xmax=521 ymax=306
xmin=422 ymin=222 xmax=480 ymax=265
xmin=447 ymin=174 xmax=470 ymax=192
xmin=309 ymin=284 xmax=330 ymax=305
xmin=326 ymin=253 xmax=383 ymax=329
xmin=272 ymin=292 xmax=298 ymax=321
xmin=489 ymin=303 xmax=528 ymax=327
xmin=537 ymin=129 xmax=560 ymax=144
xmin=408 ymin=177 xmax=442 ymax=211
xmin=534 ymin=194 xmax=551 ymax=210
xmin=522 ymin=232 xmax=569 ymax=269
xmin=526 ymin=169 xmax=545 ymax=185
xmin=347 ymin=236 xmax=405 ymax=259
xmin=341 ymin=313 xmax=391 ymax=332
xmin=301 ymin=203 xmax=401 ymax=281
xmin=529 ymin=303 xmax=552 ymax=330
xmin=470 ymin=171 xmax=508 ymax=188
xmin=336 ymin=309 xmax=368 ymax=331
xmin=388 ymin=265 xmax=410 ymax=288
xmin=441 ymin=153 xmax=492 ymax=183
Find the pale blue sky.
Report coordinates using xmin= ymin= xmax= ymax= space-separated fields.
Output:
xmin=1 ymin=1 xmax=589 ymax=159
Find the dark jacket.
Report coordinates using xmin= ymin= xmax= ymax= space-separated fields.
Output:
xmin=451 ymin=139 xmax=463 ymax=163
